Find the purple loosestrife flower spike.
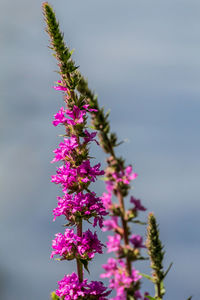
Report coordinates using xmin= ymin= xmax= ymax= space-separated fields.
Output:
xmin=43 ymin=2 xmax=110 ymax=298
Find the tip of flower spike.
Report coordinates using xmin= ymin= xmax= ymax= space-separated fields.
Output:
xmin=42 ymin=2 xmax=48 ymax=7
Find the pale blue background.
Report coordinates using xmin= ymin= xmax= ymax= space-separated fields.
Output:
xmin=1 ymin=0 xmax=200 ymax=299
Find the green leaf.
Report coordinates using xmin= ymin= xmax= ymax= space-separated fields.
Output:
xmin=128 ymin=296 xmax=135 ymax=300
xmin=100 ymin=176 xmax=109 ymax=181
xmin=145 ymin=296 xmax=157 ymax=300
xmin=163 ymin=262 xmax=173 ymax=278
xmin=137 ymin=256 xmax=149 ymax=261
xmin=80 ymin=259 xmax=90 ymax=274
xmin=131 ymin=219 xmax=147 ymax=225
xmin=139 ymin=272 xmax=153 ymax=282
xmin=186 ymin=297 xmax=192 ymax=300
xmin=51 ymin=291 xmax=60 ymax=300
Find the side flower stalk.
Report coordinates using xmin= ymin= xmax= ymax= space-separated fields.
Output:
xmin=77 ymin=62 xmax=148 ymax=300
xmin=43 ymin=2 xmax=111 ymax=299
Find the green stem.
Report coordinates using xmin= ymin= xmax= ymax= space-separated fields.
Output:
xmin=117 ymin=191 xmax=132 ymax=277
xmin=76 ymin=221 xmax=83 ymax=282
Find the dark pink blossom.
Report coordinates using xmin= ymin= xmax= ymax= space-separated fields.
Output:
xmin=86 ymin=281 xmax=111 ymax=299
xmin=55 ymin=273 xmax=111 ymax=300
xmin=130 ymin=234 xmax=145 ymax=248
xmin=78 ymin=160 xmax=104 ymax=179
xmin=144 ymin=292 xmax=150 ymax=300
xmin=66 ymin=105 xmax=86 ymax=125
xmin=51 ymin=160 xmax=104 ymax=191
xmin=80 ymin=230 xmax=105 ymax=259
xmin=134 ymin=290 xmax=143 ymax=299
xmin=51 ymin=228 xmax=104 ymax=260
xmin=84 ymin=129 xmax=99 ymax=145
xmin=53 ymin=192 xmax=107 ymax=227
xmin=130 ymin=196 xmax=146 ymax=211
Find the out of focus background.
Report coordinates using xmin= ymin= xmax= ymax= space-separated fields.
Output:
xmin=1 ymin=0 xmax=200 ymax=299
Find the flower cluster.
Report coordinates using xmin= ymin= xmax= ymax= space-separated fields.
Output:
xmin=51 ymin=229 xmax=104 ymax=260
xmin=56 ymin=273 xmax=111 ymax=300
xmin=101 ymin=258 xmax=142 ymax=299
xmin=53 ymin=192 xmax=107 ymax=227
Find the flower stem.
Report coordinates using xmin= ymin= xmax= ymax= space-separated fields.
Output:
xmin=117 ymin=191 xmax=132 ymax=276
xmin=76 ymin=220 xmax=83 ymax=282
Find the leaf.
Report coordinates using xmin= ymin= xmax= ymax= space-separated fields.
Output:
xmin=163 ymin=262 xmax=173 ymax=278
xmin=145 ymin=296 xmax=157 ymax=300
xmin=128 ymin=296 xmax=135 ymax=300
xmin=186 ymin=297 xmax=192 ymax=300
xmin=51 ymin=291 xmax=60 ymax=300
xmin=80 ymin=259 xmax=90 ymax=274
xmin=131 ymin=219 xmax=147 ymax=225
xmin=139 ymin=272 xmax=153 ymax=282
xmin=100 ymin=176 xmax=109 ymax=181
xmin=138 ymin=256 xmax=149 ymax=261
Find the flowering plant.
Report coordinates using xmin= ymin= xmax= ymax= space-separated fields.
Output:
xmin=42 ymin=3 xmax=192 ymax=300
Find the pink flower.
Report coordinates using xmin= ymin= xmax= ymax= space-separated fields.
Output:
xmin=78 ymin=230 xmax=104 ymax=259
xmin=51 ymin=136 xmax=78 ymax=163
xmin=107 ymin=234 xmax=121 ymax=253
xmin=101 ymin=192 xmax=112 ymax=210
xmin=52 ymin=107 xmax=68 ymax=126
xmin=125 ymin=166 xmax=138 ymax=181
xmin=102 ymin=216 xmax=119 ymax=232
xmin=112 ymin=165 xmax=138 ymax=185
xmin=52 ymin=80 xmax=69 ymax=92
xmin=56 ymin=273 xmax=87 ymax=299
xmin=132 ymin=268 xmax=142 ymax=282
xmin=101 ymin=258 xmax=141 ymax=299
xmin=101 ymin=258 xmax=118 ymax=278
xmin=83 ymin=104 xmax=98 ymax=112
xmin=51 ymin=229 xmax=80 ymax=259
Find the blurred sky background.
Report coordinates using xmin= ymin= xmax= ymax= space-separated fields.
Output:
xmin=1 ymin=0 xmax=200 ymax=299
